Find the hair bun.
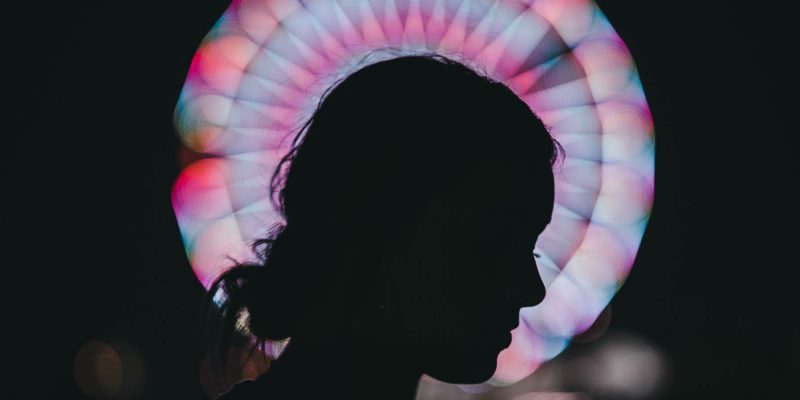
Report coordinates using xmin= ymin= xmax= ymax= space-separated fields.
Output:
xmin=241 ymin=228 xmax=301 ymax=341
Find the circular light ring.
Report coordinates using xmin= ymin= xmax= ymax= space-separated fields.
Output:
xmin=172 ymin=0 xmax=655 ymax=387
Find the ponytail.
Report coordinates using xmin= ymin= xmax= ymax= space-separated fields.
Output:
xmin=204 ymin=222 xmax=304 ymax=383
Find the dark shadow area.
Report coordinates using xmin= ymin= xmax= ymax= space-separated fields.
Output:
xmin=5 ymin=1 xmax=798 ymax=399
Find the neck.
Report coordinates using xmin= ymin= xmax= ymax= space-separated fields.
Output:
xmin=265 ymin=333 xmax=422 ymax=399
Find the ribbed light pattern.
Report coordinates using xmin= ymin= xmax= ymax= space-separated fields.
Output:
xmin=173 ymin=0 xmax=654 ymax=387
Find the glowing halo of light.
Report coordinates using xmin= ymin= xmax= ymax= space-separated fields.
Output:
xmin=172 ymin=0 xmax=655 ymax=387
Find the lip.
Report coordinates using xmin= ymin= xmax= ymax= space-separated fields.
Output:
xmin=506 ymin=319 xmax=519 ymax=332
xmin=499 ymin=331 xmax=512 ymax=348
xmin=504 ymin=314 xmax=520 ymax=332
xmin=490 ymin=328 xmax=513 ymax=347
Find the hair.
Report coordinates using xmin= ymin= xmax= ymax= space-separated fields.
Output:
xmin=204 ymin=52 xmax=564 ymax=379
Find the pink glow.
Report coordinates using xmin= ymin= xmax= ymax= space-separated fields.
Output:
xmin=423 ymin=0 xmax=448 ymax=47
xmin=237 ymin=0 xmax=280 ymax=43
xmin=382 ymin=0 xmax=406 ymax=46
xmin=403 ymin=0 xmax=426 ymax=45
xmin=172 ymin=158 xmax=232 ymax=225
xmin=597 ymin=101 xmax=655 ymax=162
xmin=332 ymin=2 xmax=364 ymax=47
xmin=437 ymin=2 xmax=469 ymax=52
xmin=198 ymin=36 xmax=259 ymax=96
xmin=494 ymin=324 xmax=541 ymax=383
xmin=567 ymin=225 xmax=631 ymax=287
xmin=593 ymin=165 xmax=654 ymax=226
xmin=360 ymin=1 xmax=388 ymax=46
xmin=174 ymin=0 xmax=656 ymax=387
xmin=533 ymin=0 xmax=596 ymax=45
xmin=191 ymin=216 xmax=253 ymax=289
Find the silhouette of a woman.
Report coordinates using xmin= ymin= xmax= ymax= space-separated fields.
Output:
xmin=208 ymin=54 xmax=563 ymax=399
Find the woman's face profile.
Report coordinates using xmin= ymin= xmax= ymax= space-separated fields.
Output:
xmin=383 ymin=159 xmax=554 ymax=384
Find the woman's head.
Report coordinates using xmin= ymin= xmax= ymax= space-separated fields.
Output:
xmin=208 ymin=53 xmax=563 ymax=384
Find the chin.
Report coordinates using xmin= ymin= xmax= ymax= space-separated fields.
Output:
xmin=425 ymin=348 xmax=499 ymax=384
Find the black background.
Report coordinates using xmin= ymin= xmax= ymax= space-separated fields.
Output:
xmin=6 ymin=1 xmax=797 ymax=398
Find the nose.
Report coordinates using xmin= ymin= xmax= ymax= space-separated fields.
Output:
xmin=508 ymin=277 xmax=545 ymax=308
xmin=506 ymin=255 xmax=546 ymax=308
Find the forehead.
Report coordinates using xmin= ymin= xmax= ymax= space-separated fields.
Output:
xmin=448 ymin=160 xmax=554 ymax=226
